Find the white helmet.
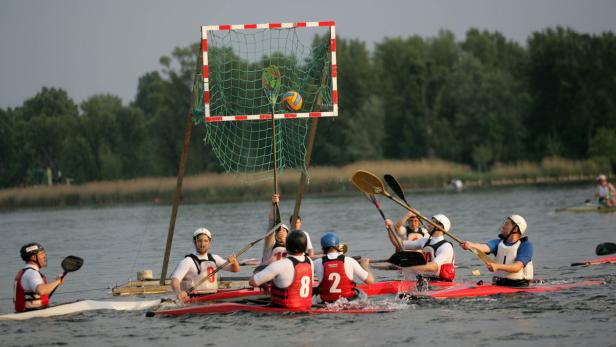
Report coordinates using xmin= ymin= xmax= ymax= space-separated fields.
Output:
xmin=431 ymin=214 xmax=451 ymax=232
xmin=508 ymin=215 xmax=527 ymax=235
xmin=193 ymin=228 xmax=212 ymax=240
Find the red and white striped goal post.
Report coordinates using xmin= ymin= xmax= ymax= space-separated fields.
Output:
xmin=200 ymin=21 xmax=338 ymax=123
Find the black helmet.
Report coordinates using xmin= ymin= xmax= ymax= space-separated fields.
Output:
xmin=20 ymin=242 xmax=44 ymax=261
xmin=285 ymin=230 xmax=307 ymax=254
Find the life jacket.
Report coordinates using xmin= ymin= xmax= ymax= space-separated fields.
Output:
xmin=598 ymin=185 xmax=611 ymax=199
xmin=271 ymin=256 xmax=313 ymax=309
xmin=494 ymin=238 xmax=533 ymax=281
xmin=271 ymin=245 xmax=287 ymax=262
xmin=405 ymin=226 xmax=427 ymax=241
xmin=422 ymin=238 xmax=455 ymax=281
xmin=14 ymin=266 xmax=49 ymax=313
xmin=183 ymin=253 xmax=218 ymax=294
xmin=318 ymin=255 xmax=356 ymax=302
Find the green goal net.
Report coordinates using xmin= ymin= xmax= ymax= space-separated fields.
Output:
xmin=193 ymin=21 xmax=338 ymax=179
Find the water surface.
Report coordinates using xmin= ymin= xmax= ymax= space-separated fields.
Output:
xmin=1 ymin=184 xmax=614 ymax=346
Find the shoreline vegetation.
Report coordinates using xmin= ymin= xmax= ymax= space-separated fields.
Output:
xmin=0 ymin=157 xmax=604 ymax=210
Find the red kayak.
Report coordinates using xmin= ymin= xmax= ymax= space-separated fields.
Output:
xmin=417 ymin=279 xmax=605 ymax=299
xmin=189 ymin=280 xmax=456 ymax=303
xmin=148 ymin=302 xmax=395 ymax=317
xmin=571 ymin=255 xmax=616 ymax=267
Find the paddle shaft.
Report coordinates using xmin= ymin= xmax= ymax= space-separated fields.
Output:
xmin=187 ymin=223 xmax=282 ymax=293
xmin=363 ymin=193 xmax=404 ymax=251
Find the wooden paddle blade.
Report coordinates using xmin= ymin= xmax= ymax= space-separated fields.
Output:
xmin=384 ymin=174 xmax=407 ymax=203
xmin=351 ymin=170 xmax=387 ymax=196
xmin=61 ymin=256 xmax=84 ymax=272
xmin=387 ymin=251 xmax=427 ymax=267
xmin=470 ymin=248 xmax=495 ymax=264
xmin=596 ymin=242 xmax=616 ymax=256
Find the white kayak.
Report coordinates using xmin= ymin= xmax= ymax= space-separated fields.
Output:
xmin=0 ymin=299 xmax=161 ymax=321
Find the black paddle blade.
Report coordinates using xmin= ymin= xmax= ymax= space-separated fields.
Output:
xmin=61 ymin=255 xmax=84 ymax=273
xmin=596 ymin=242 xmax=616 ymax=256
xmin=387 ymin=251 xmax=426 ymax=267
xmin=384 ymin=174 xmax=407 ymax=203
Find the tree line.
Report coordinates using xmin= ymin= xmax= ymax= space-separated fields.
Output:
xmin=1 ymin=27 xmax=615 ymax=188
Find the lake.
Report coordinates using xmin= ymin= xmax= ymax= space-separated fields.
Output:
xmin=1 ymin=184 xmax=614 ymax=346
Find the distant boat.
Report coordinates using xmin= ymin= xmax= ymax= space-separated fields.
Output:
xmin=557 ymin=201 xmax=616 ymax=213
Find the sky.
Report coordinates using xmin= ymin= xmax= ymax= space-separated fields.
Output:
xmin=1 ymin=0 xmax=615 ymax=109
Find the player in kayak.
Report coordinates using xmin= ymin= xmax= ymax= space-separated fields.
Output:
xmin=261 ymin=195 xmax=314 ymax=269
xmin=595 ymin=174 xmax=616 ymax=207
xmin=249 ymin=230 xmax=314 ymax=309
xmin=462 ymin=215 xmax=533 ymax=287
xmin=14 ymin=243 xmax=65 ymax=312
xmin=385 ymin=211 xmax=428 ymax=242
xmin=171 ymin=228 xmax=240 ymax=302
xmin=399 ymin=214 xmax=456 ymax=282
xmin=313 ymin=232 xmax=375 ymax=303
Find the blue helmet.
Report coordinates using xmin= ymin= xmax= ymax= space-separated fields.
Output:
xmin=320 ymin=232 xmax=340 ymax=249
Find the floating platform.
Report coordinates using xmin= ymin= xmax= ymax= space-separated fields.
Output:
xmin=112 ymin=277 xmax=251 ymax=296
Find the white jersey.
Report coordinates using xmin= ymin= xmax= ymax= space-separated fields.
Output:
xmin=252 ymin=255 xmax=313 ymax=289
xmin=495 ymin=240 xmax=534 ymax=280
xmin=313 ymin=252 xmax=370 ymax=284
xmin=403 ymin=236 xmax=454 ymax=266
xmin=171 ymin=252 xmax=230 ymax=293
xmin=598 ymin=185 xmax=610 ymax=198
xmin=20 ymin=264 xmax=44 ymax=293
xmin=397 ymin=226 xmax=429 ymax=241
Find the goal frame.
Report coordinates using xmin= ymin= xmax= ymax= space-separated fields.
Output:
xmin=200 ymin=21 xmax=338 ymax=123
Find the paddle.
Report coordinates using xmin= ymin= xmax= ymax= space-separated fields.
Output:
xmin=351 ymin=170 xmax=495 ymax=265
xmin=357 ymin=192 xmax=404 ymax=251
xmin=596 ymin=242 xmax=616 ymax=256
xmin=186 ymin=222 xmax=282 ymax=294
xmin=49 ymin=255 xmax=84 ymax=297
xmin=384 ymin=174 xmax=429 ymax=230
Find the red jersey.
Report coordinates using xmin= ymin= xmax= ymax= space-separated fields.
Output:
xmin=318 ymin=255 xmax=356 ymax=302
xmin=271 ymin=257 xmax=313 ymax=309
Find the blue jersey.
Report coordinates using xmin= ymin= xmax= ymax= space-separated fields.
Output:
xmin=486 ymin=239 xmax=533 ymax=266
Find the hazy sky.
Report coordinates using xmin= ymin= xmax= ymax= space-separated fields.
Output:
xmin=1 ymin=0 xmax=615 ymax=108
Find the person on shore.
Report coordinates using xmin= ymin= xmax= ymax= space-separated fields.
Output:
xmin=313 ymin=232 xmax=374 ymax=303
xmin=400 ymin=214 xmax=455 ymax=282
xmin=594 ymin=174 xmax=616 ymax=207
xmin=171 ymin=228 xmax=240 ymax=302
xmin=249 ymin=230 xmax=314 ymax=309
xmin=14 ymin=243 xmax=65 ymax=312
xmin=462 ymin=215 xmax=533 ymax=287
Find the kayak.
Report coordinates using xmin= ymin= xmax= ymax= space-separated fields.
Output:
xmin=558 ymin=203 xmax=616 ymax=213
xmin=0 ymin=299 xmax=161 ymax=321
xmin=188 ymin=280 xmax=456 ymax=303
xmin=571 ymin=255 xmax=616 ymax=267
xmin=147 ymin=302 xmax=395 ymax=317
xmin=412 ymin=279 xmax=605 ymax=299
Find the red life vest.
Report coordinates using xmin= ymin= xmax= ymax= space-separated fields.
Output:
xmin=271 ymin=256 xmax=313 ymax=309
xmin=14 ymin=267 xmax=49 ymax=313
xmin=423 ymin=239 xmax=455 ymax=282
xmin=319 ymin=255 xmax=356 ymax=302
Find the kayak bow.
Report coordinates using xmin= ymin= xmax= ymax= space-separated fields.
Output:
xmin=0 ymin=299 xmax=161 ymax=321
